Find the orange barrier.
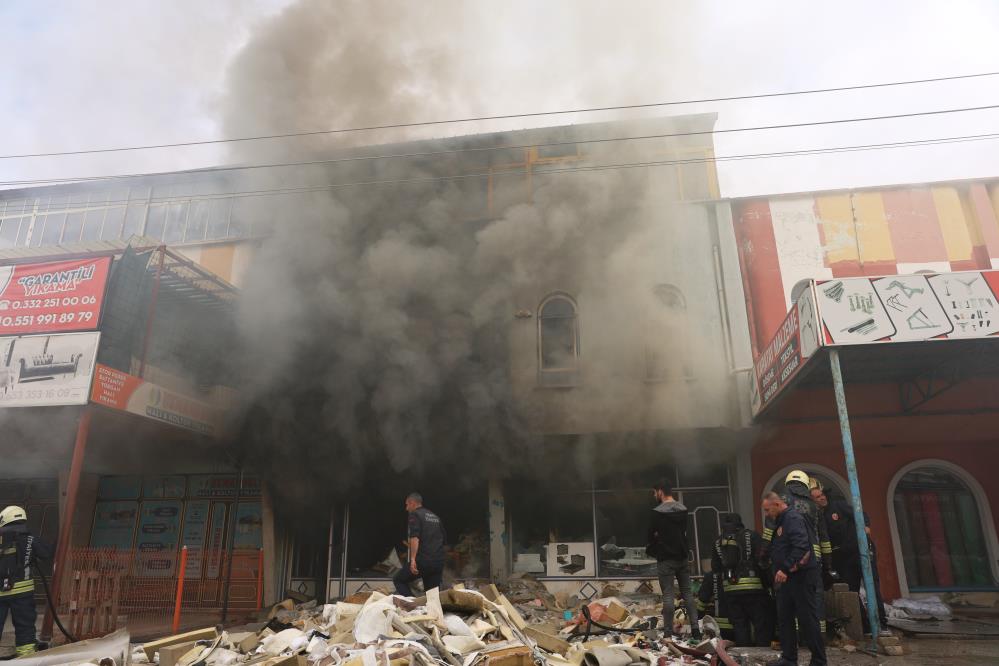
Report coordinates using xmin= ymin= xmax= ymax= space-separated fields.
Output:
xmin=57 ymin=547 xmax=263 ymax=641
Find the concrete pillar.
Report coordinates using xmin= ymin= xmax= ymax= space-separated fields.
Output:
xmin=261 ymin=481 xmax=278 ymax=606
xmin=733 ymin=448 xmax=756 ymax=528
xmin=488 ymin=479 xmax=509 ymax=581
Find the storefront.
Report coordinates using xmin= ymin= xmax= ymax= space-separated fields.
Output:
xmin=289 ymin=432 xmax=746 ymax=600
xmin=749 ymin=270 xmax=999 ymax=602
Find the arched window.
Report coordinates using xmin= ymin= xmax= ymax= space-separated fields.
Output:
xmin=538 ymin=294 xmax=579 ymax=385
xmin=891 ymin=464 xmax=996 ymax=591
xmin=646 ymin=284 xmax=688 ymax=381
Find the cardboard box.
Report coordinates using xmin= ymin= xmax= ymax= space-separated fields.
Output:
xmin=483 ymin=646 xmax=533 ymax=666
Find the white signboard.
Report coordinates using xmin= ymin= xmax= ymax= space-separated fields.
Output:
xmin=545 ymin=542 xmax=595 ymax=577
xmin=872 ymin=275 xmax=953 ymax=341
xmin=0 ymin=332 xmax=100 ymax=407
xmin=927 ymin=272 xmax=999 ymax=338
xmin=817 ymin=278 xmax=896 ymax=344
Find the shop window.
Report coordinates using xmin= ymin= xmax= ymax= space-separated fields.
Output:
xmin=345 ymin=481 xmax=488 ymax=580
xmin=893 ymin=466 xmax=996 ymax=590
xmin=0 ymin=219 xmax=20 ymax=247
xmin=122 ymin=204 xmax=147 ymax=238
xmin=509 ymin=480 xmax=595 ymax=577
xmin=538 ymin=294 xmax=579 ymax=386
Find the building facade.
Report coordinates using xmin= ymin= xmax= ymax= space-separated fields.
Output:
xmin=731 ymin=179 xmax=999 ymax=601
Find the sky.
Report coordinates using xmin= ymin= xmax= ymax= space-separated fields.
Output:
xmin=2 ymin=1 xmax=999 ymax=198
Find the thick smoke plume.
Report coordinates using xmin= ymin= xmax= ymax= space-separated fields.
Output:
xmin=223 ymin=1 xmax=724 ymax=504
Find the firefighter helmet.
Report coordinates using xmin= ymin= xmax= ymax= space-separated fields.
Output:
xmin=0 ymin=505 xmax=26 ymax=528
xmin=785 ymin=470 xmax=811 ymax=486
xmin=808 ymin=476 xmax=823 ymax=490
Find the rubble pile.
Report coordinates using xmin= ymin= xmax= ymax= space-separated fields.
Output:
xmin=127 ymin=586 xmax=752 ymax=666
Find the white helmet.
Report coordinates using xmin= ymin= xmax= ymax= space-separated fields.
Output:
xmin=0 ymin=506 xmax=26 ymax=529
xmin=785 ymin=470 xmax=810 ymax=486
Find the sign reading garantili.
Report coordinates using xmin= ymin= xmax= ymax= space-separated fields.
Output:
xmin=0 ymin=257 xmax=112 ymax=336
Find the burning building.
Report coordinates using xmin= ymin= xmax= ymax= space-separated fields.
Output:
xmin=0 ymin=112 xmax=757 ymax=610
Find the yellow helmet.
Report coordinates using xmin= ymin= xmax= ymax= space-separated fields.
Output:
xmin=785 ymin=470 xmax=810 ymax=486
xmin=808 ymin=476 xmax=823 ymax=491
xmin=0 ymin=506 xmax=26 ymax=528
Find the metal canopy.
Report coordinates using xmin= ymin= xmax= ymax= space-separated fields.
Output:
xmin=0 ymin=237 xmax=237 ymax=312
xmin=755 ymin=337 xmax=999 ymax=423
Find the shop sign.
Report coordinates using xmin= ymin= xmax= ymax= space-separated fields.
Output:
xmin=136 ymin=500 xmax=182 ymax=577
xmin=751 ymin=287 xmax=819 ymax=416
xmin=90 ymin=364 xmax=223 ymax=436
xmin=189 ymin=474 xmax=261 ymax=499
xmin=0 ymin=257 xmax=111 ymax=335
xmin=0 ymin=331 xmax=100 ymax=407
xmin=815 ymin=270 xmax=999 ymax=344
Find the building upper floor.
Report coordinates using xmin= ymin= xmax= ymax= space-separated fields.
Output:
xmin=730 ymin=177 xmax=999 ymax=356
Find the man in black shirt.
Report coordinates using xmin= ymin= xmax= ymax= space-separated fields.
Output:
xmin=393 ymin=493 xmax=447 ymax=596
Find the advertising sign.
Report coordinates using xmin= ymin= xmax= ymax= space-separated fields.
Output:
xmin=0 ymin=332 xmax=100 ymax=407
xmin=0 ymin=257 xmax=111 ymax=336
xmin=90 ymin=364 xmax=223 ymax=436
xmin=751 ymin=287 xmax=819 ymax=416
xmin=90 ymin=500 xmax=138 ymax=549
xmin=181 ymin=500 xmax=211 ymax=578
xmin=815 ymin=270 xmax=999 ymax=344
xmin=135 ymin=500 xmax=182 ymax=577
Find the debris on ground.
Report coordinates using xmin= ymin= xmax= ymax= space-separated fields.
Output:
xmin=887 ymin=596 xmax=953 ymax=621
xmin=111 ymin=586 xmax=775 ymax=666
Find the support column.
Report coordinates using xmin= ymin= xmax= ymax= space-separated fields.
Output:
xmin=829 ymin=349 xmax=881 ymax=647
xmin=41 ymin=407 xmax=92 ymax=642
xmin=487 ymin=479 xmax=508 ymax=582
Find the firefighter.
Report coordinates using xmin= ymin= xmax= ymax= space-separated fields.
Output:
xmin=0 ymin=506 xmax=51 ymax=657
xmin=711 ymin=513 xmax=774 ymax=647
xmin=811 ymin=485 xmax=888 ymax=633
xmin=762 ymin=492 xmax=826 ymax=666
xmin=762 ymin=471 xmax=834 ymax=636
xmin=696 ymin=569 xmax=734 ymax=641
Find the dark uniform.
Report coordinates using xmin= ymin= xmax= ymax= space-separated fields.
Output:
xmin=0 ymin=520 xmax=51 ymax=657
xmin=393 ymin=506 xmax=447 ymax=596
xmin=821 ymin=491 xmax=887 ymax=631
xmin=696 ymin=571 xmax=735 ymax=641
xmin=765 ymin=481 xmax=831 ymax=635
xmin=711 ymin=514 xmax=774 ymax=647
xmin=771 ymin=507 xmax=827 ymax=666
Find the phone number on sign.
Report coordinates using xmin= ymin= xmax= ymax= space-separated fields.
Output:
xmin=3 ymin=295 xmax=98 ymax=310
xmin=1 ymin=387 xmax=79 ymax=401
xmin=0 ymin=311 xmax=95 ymax=327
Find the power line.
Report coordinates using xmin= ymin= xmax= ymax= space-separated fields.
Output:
xmin=5 ymin=103 xmax=999 ymax=188
xmin=2 ymin=70 xmax=998 ymax=161
xmin=16 ymin=130 xmax=999 ymax=212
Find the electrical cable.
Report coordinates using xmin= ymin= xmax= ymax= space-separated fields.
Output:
xmin=5 ymin=102 xmax=999 ymax=188
xmin=12 ymin=129 xmax=999 ymax=213
xmin=0 ymin=70 xmax=997 ymax=160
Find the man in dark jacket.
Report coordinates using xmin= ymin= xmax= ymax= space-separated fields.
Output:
xmin=647 ymin=480 xmax=700 ymax=640
xmin=763 ymin=492 xmax=826 ymax=666
xmin=393 ymin=493 xmax=447 ymax=596
xmin=0 ymin=506 xmax=52 ymax=657
xmin=712 ymin=513 xmax=774 ymax=647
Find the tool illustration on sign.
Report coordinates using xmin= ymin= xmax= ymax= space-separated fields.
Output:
xmin=906 ymin=308 xmax=937 ymax=330
xmin=822 ymin=281 xmax=845 ymax=302
xmin=885 ymin=280 xmax=924 ymax=299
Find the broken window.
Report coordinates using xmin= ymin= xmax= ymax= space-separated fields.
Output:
xmin=345 ymin=481 xmax=489 ymax=581
xmin=538 ymin=294 xmax=579 ymax=386
xmin=508 ymin=480 xmax=594 ymax=577
xmin=893 ymin=466 xmax=995 ymax=590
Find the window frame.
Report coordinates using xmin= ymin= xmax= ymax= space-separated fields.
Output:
xmin=886 ymin=459 xmax=999 ymax=596
xmin=537 ymin=293 xmax=580 ymax=386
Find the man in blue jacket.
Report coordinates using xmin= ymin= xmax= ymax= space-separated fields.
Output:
xmin=762 ymin=492 xmax=826 ymax=666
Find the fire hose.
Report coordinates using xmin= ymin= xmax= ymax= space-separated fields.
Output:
xmin=36 ymin=559 xmax=78 ymax=644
